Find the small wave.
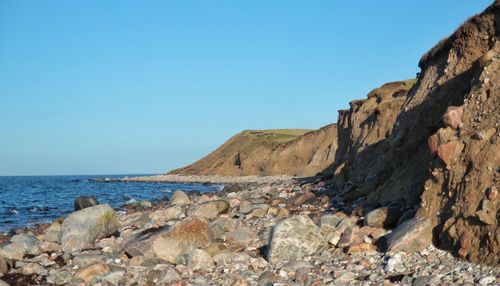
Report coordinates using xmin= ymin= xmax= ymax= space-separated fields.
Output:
xmin=9 ymin=208 xmax=19 ymax=215
xmin=125 ymin=198 xmax=137 ymax=205
xmin=25 ymin=205 xmax=52 ymax=213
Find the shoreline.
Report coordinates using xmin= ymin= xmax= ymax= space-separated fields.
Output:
xmin=96 ymin=174 xmax=299 ymax=184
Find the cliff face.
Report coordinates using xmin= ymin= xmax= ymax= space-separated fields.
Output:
xmin=332 ymin=1 xmax=499 ymax=264
xmin=170 ymin=1 xmax=499 ymax=265
xmin=329 ymin=80 xmax=416 ymax=188
xmin=171 ymin=78 xmax=416 ymax=178
xmin=170 ymin=125 xmax=338 ymax=177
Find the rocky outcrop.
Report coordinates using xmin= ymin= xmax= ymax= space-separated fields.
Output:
xmin=170 ymin=125 xmax=338 ymax=177
xmin=329 ymin=1 xmax=499 ymax=265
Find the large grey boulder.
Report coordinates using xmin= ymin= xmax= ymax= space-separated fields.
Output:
xmin=267 ymin=215 xmax=326 ymax=264
xmin=124 ymin=216 xmax=214 ymax=264
xmin=60 ymin=204 xmax=119 ymax=251
xmin=169 ymin=190 xmax=191 ymax=206
xmin=386 ymin=217 xmax=432 ymax=253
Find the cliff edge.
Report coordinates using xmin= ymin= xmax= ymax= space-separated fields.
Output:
xmin=330 ymin=1 xmax=499 ymax=264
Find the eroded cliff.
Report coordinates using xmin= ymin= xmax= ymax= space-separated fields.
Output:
xmin=331 ymin=1 xmax=499 ymax=264
xmin=169 ymin=1 xmax=499 ymax=265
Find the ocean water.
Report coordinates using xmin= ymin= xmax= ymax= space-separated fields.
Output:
xmin=0 ymin=175 xmax=222 ymax=233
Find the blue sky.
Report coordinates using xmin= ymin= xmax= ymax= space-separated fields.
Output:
xmin=0 ymin=0 xmax=493 ymax=176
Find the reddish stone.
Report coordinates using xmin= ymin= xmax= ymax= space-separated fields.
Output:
xmin=167 ymin=281 xmax=189 ymax=286
xmin=443 ymin=105 xmax=464 ymax=130
xmin=231 ymin=277 xmax=249 ymax=286
xmin=337 ymin=226 xmax=360 ymax=248
xmin=77 ymin=262 xmax=109 ymax=283
xmin=437 ymin=142 xmax=455 ymax=169
xmin=458 ymin=248 xmax=468 ymax=259
xmin=459 ymin=230 xmax=472 ymax=250
xmin=487 ymin=186 xmax=498 ymax=200
xmin=346 ymin=243 xmax=377 ymax=254
xmin=288 ymin=191 xmax=316 ymax=207
xmin=427 ymin=134 xmax=438 ymax=155
xmin=358 ymin=226 xmax=386 ymax=241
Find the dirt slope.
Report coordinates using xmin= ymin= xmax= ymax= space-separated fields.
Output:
xmin=330 ymin=1 xmax=499 ymax=264
xmin=170 ymin=126 xmax=338 ymax=177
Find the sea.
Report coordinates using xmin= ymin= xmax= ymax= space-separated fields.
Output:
xmin=0 ymin=175 xmax=222 ymax=233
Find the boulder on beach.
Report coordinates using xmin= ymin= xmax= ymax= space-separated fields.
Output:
xmin=267 ymin=215 xmax=326 ymax=264
xmin=74 ymin=196 xmax=99 ymax=211
xmin=60 ymin=204 xmax=119 ymax=251
xmin=169 ymin=190 xmax=192 ymax=205
xmin=124 ymin=216 xmax=214 ymax=263
xmin=187 ymin=200 xmax=230 ymax=220
xmin=386 ymin=217 xmax=432 ymax=253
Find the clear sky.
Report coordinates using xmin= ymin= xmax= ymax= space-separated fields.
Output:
xmin=0 ymin=0 xmax=493 ymax=176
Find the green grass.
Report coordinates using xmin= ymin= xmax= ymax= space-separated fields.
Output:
xmin=242 ymin=129 xmax=313 ymax=148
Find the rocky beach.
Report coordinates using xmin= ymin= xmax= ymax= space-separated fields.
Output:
xmin=0 ymin=176 xmax=498 ymax=286
xmin=1 ymin=1 xmax=499 ymax=285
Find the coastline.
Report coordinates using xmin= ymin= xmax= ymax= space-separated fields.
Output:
xmin=98 ymin=174 xmax=299 ymax=184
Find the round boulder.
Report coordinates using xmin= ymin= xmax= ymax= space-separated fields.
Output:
xmin=267 ymin=215 xmax=326 ymax=264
